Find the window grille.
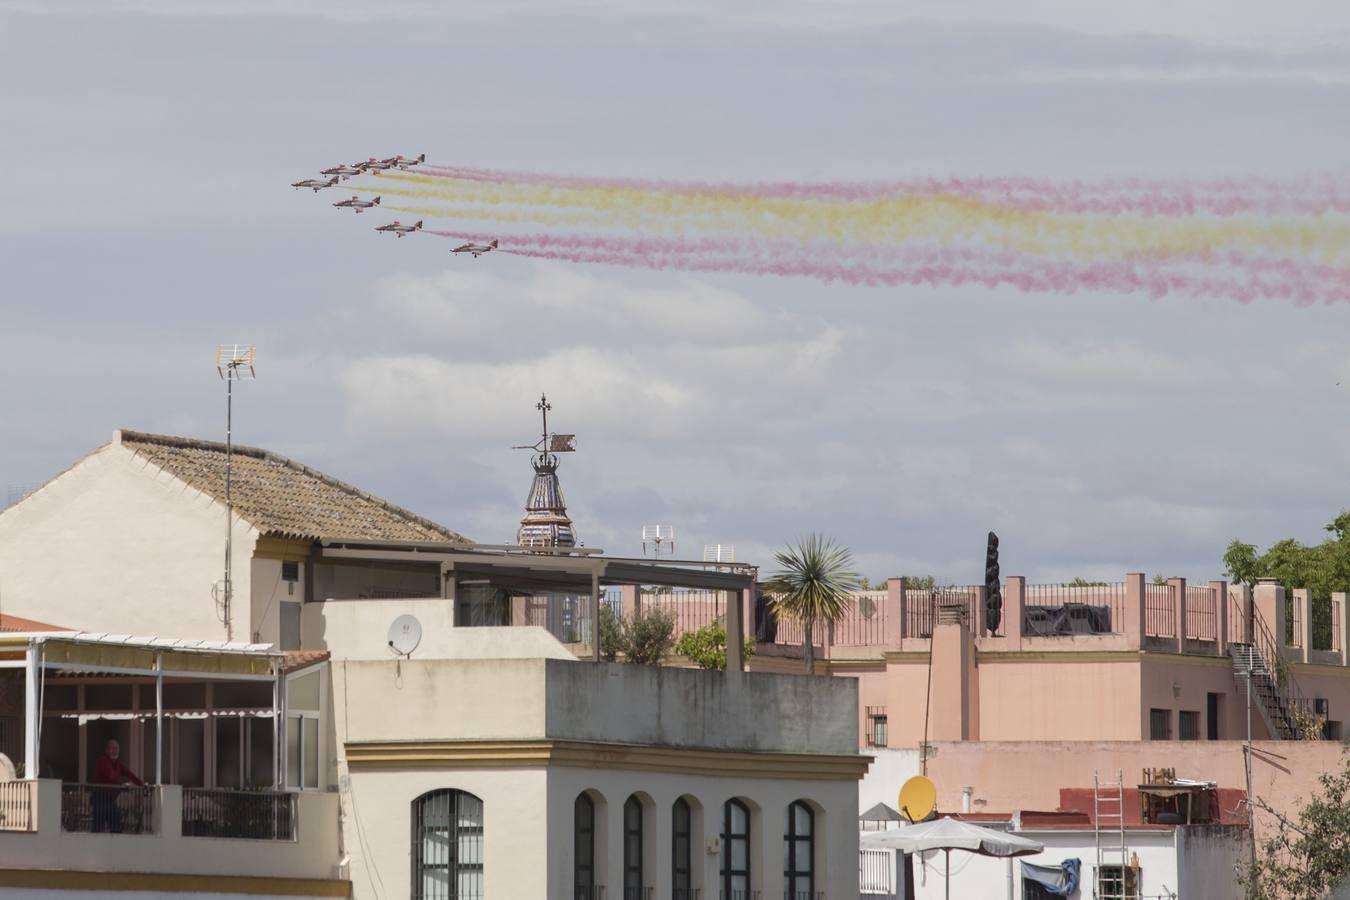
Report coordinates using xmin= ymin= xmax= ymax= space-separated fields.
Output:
xmin=721 ymin=799 xmax=751 ymax=900
xmin=624 ymin=795 xmax=645 ymax=899
xmin=784 ymin=801 xmax=814 ymax=900
xmin=411 ymin=790 xmax=484 ymax=900
xmin=673 ymin=798 xmax=693 ymax=900
xmin=575 ymin=793 xmax=596 ymax=900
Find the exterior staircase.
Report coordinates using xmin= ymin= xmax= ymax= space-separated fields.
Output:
xmin=1228 ymin=596 xmax=1309 ymax=740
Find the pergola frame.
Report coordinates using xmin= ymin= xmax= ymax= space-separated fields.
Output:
xmin=318 ymin=539 xmax=759 ymax=668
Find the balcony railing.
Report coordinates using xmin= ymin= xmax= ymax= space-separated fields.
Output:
xmin=61 ymin=782 xmax=155 ymax=835
xmin=0 ymin=781 xmax=34 ymax=832
xmin=574 ymin=887 xmax=607 ymax=900
xmin=622 ymin=888 xmax=654 ymax=900
xmin=672 ymin=890 xmax=703 ymax=900
xmin=182 ymin=788 xmax=296 ymax=840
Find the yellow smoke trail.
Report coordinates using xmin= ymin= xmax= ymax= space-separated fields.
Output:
xmin=362 ymin=172 xmax=1350 ymax=262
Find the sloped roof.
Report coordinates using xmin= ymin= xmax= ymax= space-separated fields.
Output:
xmin=0 ymin=614 xmax=68 ymax=632
xmin=118 ymin=429 xmax=468 ymax=544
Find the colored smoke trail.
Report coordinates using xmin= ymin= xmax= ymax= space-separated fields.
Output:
xmin=415 ymin=164 xmax=1350 ymax=217
xmin=424 ymin=228 xmax=1350 ymax=305
xmin=372 ymin=171 xmax=1350 ymax=261
xmin=328 ymin=163 xmax=1350 ymax=302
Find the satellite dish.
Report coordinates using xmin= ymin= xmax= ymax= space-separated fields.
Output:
xmin=387 ymin=615 xmax=422 ymax=658
xmin=898 ymin=775 xmax=937 ymax=823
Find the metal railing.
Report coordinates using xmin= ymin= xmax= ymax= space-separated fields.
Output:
xmin=783 ymin=893 xmax=824 ymax=900
xmin=575 ymin=888 xmax=607 ymax=900
xmin=861 ymin=847 xmax=894 ymax=894
xmin=1312 ymin=597 xmax=1335 ymax=651
xmin=182 ymin=788 xmax=295 ymax=840
xmin=1185 ymin=586 xmax=1218 ymax=642
xmin=1228 ymin=588 xmax=1251 ymax=644
xmin=1144 ymin=583 xmax=1175 ymax=639
xmin=904 ymin=589 xmax=978 ymax=638
xmin=1022 ymin=583 xmax=1124 ymax=635
xmin=672 ymin=890 xmax=703 ymax=900
xmin=61 ymin=783 xmax=156 ymax=834
xmin=833 ymin=591 xmax=888 ymax=646
xmin=644 ymin=590 xmax=726 ymax=641
xmin=0 ymin=780 xmax=34 ymax=832
xmin=719 ymin=892 xmax=760 ymax=900
xmin=622 ymin=888 xmax=654 ymax=900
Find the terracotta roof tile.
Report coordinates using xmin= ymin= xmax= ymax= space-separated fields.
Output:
xmin=0 ymin=614 xmax=69 ymax=632
xmin=118 ymin=430 xmax=468 ymax=544
xmin=283 ymin=649 xmax=331 ymax=673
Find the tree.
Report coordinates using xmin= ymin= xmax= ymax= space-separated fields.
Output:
xmin=901 ymin=575 xmax=937 ymax=591
xmin=767 ymin=534 xmax=861 ymax=674
xmin=675 ymin=618 xmax=755 ymax=670
xmin=598 ymin=604 xmax=623 ymax=662
xmin=1068 ymin=577 xmax=1108 ymax=587
xmin=1240 ymin=754 xmax=1350 ymax=899
xmin=622 ymin=607 xmax=676 ymax=665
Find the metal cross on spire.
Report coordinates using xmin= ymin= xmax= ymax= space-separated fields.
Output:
xmin=513 ymin=393 xmax=576 ymax=464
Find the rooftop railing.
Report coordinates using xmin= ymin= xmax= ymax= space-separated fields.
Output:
xmin=182 ymin=788 xmax=295 ymax=841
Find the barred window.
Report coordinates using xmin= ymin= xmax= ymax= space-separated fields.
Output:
xmin=575 ymin=793 xmax=596 ymax=900
xmin=411 ymin=790 xmax=483 ymax=900
xmin=784 ymin=801 xmax=814 ymax=900
xmin=721 ymin=799 xmax=751 ymax=900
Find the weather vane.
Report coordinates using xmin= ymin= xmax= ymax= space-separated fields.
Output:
xmin=512 ymin=393 xmax=577 ymax=465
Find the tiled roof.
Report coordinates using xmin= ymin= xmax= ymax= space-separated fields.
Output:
xmin=118 ymin=429 xmax=468 ymax=545
xmin=282 ymin=649 xmax=331 ymax=673
xmin=0 ymin=614 xmax=69 ymax=632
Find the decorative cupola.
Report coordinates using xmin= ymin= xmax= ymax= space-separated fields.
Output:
xmin=515 ymin=394 xmax=578 ymax=549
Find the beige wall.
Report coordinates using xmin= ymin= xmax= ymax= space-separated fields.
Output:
xmin=925 ymin=739 xmax=1344 ymax=841
xmin=0 ymin=442 xmax=255 ymax=641
xmin=978 ymin=655 xmax=1144 ymax=741
xmin=0 ymin=780 xmax=340 ymax=881
xmin=305 ymin=604 xmax=571 ymax=662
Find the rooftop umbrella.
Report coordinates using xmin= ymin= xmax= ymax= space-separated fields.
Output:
xmin=860 ymin=816 xmax=1044 ymax=900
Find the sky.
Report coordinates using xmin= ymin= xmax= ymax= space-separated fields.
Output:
xmin=3 ymin=1 xmax=1350 ymax=584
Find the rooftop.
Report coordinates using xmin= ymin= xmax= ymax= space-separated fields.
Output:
xmin=0 ymin=613 xmax=67 ymax=632
xmin=117 ymin=429 xmax=468 ymax=544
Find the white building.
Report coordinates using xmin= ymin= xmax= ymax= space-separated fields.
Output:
xmin=0 ymin=429 xmax=871 ymax=900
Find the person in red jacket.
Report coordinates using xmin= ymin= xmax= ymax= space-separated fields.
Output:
xmin=91 ymin=739 xmax=143 ymax=833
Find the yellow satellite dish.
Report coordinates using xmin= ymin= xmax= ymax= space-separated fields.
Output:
xmin=898 ymin=775 xmax=937 ymax=823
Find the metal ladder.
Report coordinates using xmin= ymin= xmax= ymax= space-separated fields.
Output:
xmin=1094 ymin=769 xmax=1130 ymax=899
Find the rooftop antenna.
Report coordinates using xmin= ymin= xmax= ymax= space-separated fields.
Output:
xmin=642 ymin=525 xmax=676 ymax=558
xmin=216 ymin=344 xmax=256 ymax=641
xmin=703 ymin=544 xmax=736 ymax=564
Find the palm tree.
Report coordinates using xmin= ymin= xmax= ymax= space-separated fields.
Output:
xmin=768 ymin=534 xmax=861 ymax=674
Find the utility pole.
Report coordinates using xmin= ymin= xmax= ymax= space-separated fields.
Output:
xmin=216 ymin=344 xmax=256 ymax=642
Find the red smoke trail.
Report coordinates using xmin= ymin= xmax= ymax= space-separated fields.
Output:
xmin=413 ymin=166 xmax=1350 ymax=217
xmin=492 ymin=246 xmax=1346 ymax=305
xmin=425 ymin=227 xmax=1350 ymax=304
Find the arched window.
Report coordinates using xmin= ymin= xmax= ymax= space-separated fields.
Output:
xmin=721 ymin=799 xmax=751 ymax=900
xmin=575 ymin=793 xmax=596 ymax=900
xmin=623 ymin=795 xmax=644 ymax=900
xmin=672 ymin=798 xmax=692 ymax=900
xmin=411 ymin=789 xmax=483 ymax=900
xmin=784 ymin=801 xmax=814 ymax=900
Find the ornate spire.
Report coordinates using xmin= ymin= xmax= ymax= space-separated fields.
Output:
xmin=514 ymin=394 xmax=578 ymax=549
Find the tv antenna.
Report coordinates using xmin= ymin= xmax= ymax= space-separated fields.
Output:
xmin=642 ymin=525 xmax=676 ymax=558
xmin=512 ymin=393 xmax=577 ymax=463
xmin=703 ymin=544 xmax=736 ymax=564
xmin=215 ymin=344 xmax=256 ymax=642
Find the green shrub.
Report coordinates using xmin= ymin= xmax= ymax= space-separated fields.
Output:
xmin=623 ymin=608 xmax=676 ymax=666
xmin=674 ymin=619 xmax=756 ymax=670
xmin=598 ymin=604 xmax=623 ymax=662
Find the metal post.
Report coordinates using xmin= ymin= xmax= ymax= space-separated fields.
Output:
xmin=23 ymin=643 xmax=39 ymax=779
xmin=224 ymin=372 xmax=234 ymax=641
xmin=590 ymin=569 xmax=601 ymax=663
xmin=155 ymin=652 xmax=163 ymax=784
xmin=1246 ymin=657 xmax=1256 ymax=883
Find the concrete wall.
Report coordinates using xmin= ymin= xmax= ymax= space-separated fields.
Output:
xmin=978 ymin=656 xmax=1144 ymax=741
xmin=858 ymin=748 xmax=921 ymax=814
xmin=543 ymin=660 xmax=859 ymax=755
xmin=0 ymin=442 xmax=254 ymax=641
xmin=925 ymin=740 xmax=1345 ymax=842
xmin=303 ymin=597 xmax=457 ymax=659
xmin=0 ymin=780 xmax=340 ymax=880
xmin=1176 ymin=825 xmax=1248 ymax=900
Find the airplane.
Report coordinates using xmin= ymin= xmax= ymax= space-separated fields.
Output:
xmin=320 ymin=163 xmax=367 ymax=180
xmin=333 ymin=195 xmax=381 ymax=213
xmin=382 ymin=153 xmax=426 ymax=170
xmin=363 ymin=157 xmax=395 ymax=171
xmin=451 ymin=239 xmax=498 ymax=258
xmin=291 ymin=176 xmax=339 ymax=192
xmin=375 ymin=219 xmax=423 ymax=238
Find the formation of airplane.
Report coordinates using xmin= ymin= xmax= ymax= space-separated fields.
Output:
xmin=375 ymin=220 xmax=423 ymax=237
xmin=293 ymin=155 xmax=500 ymax=258
xmin=333 ymin=195 xmax=381 ymax=213
xmin=320 ymin=163 xmax=366 ymax=180
xmin=291 ymin=176 xmax=339 ymax=192
xmin=452 ymin=239 xmax=498 ymax=258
